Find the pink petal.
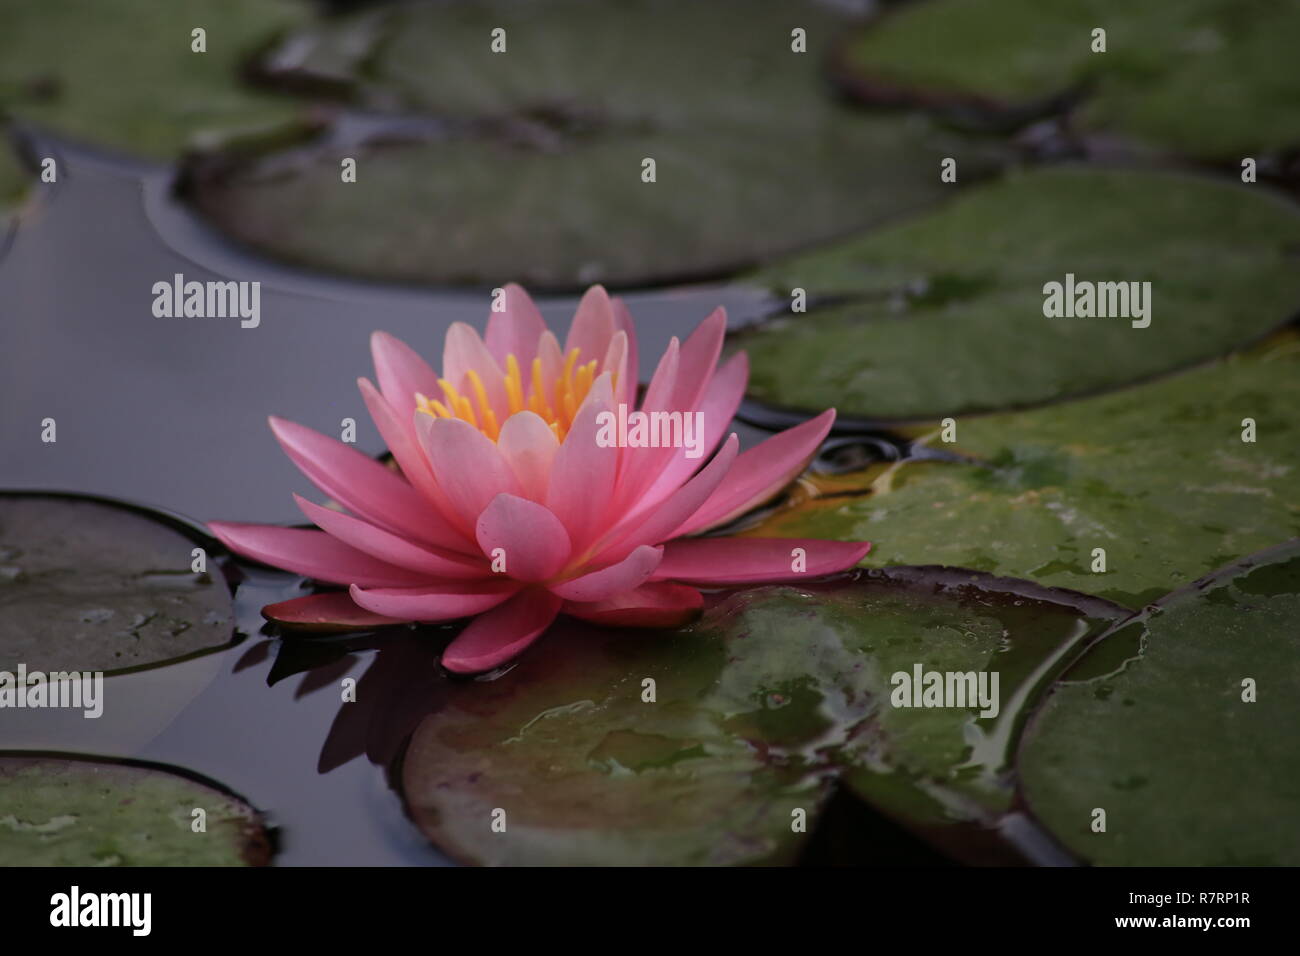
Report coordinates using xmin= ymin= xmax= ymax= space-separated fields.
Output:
xmin=641 ymin=351 xmax=748 ymax=507
xmin=262 ymin=592 xmax=404 ymax=631
xmin=564 ymin=285 xmax=616 ymax=365
xmin=533 ymin=330 xmax=565 ymax=402
xmin=496 ymin=411 xmax=560 ymax=502
xmin=295 ymin=495 xmax=488 ymax=580
xmin=348 ymin=580 xmax=519 ymax=621
xmin=610 ymin=337 xmax=679 ymax=510
xmin=417 ymin=415 xmax=521 ymax=528
xmin=357 ymin=379 xmax=476 ymax=550
xmin=549 ymin=544 xmax=663 ymax=602
xmin=603 ymin=330 xmax=633 ymax=408
xmin=615 ymin=309 xmax=728 ymax=509
xmin=371 ymin=331 xmax=440 ymax=426
xmin=475 ymin=494 xmax=572 ymax=582
xmin=594 ymin=433 xmax=739 ymax=562
xmin=268 ymin=416 xmax=435 ymax=542
xmin=485 ymin=283 xmax=546 ymax=371
xmin=667 ymin=307 xmax=726 ymax=417
xmin=442 ymin=321 xmax=506 ymax=419
xmin=562 ymin=581 xmax=703 ymax=628
xmin=209 ymin=522 xmax=431 ymax=588
xmin=440 ymin=589 xmax=562 ymax=674
xmin=611 ymin=296 xmax=639 ymax=399
xmin=652 ymin=537 xmax=871 ymax=586
xmin=545 ymin=372 xmax=617 ymax=552
xmin=675 ymin=409 xmax=836 ymax=535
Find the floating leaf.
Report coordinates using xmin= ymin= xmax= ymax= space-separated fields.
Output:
xmin=743 ymin=340 xmax=1300 ymax=609
xmin=0 ymin=0 xmax=309 ymax=159
xmin=402 ymin=569 xmax=1120 ymax=865
xmin=738 ymin=168 xmax=1300 ymax=421
xmin=0 ymin=130 xmax=26 ymax=240
xmin=1018 ymin=540 xmax=1300 ymax=865
xmin=0 ymin=755 xmax=271 ymax=865
xmin=833 ymin=0 xmax=1300 ymax=159
xmin=0 ymin=495 xmax=236 ymax=674
xmin=185 ymin=0 xmax=1003 ymax=289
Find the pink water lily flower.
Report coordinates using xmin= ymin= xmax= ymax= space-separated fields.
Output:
xmin=209 ymin=285 xmax=869 ymax=673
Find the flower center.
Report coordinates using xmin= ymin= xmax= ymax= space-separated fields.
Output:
xmin=416 ymin=348 xmax=599 ymax=441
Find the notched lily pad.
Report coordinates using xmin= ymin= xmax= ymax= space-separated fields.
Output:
xmin=833 ymin=0 xmax=1300 ymax=159
xmin=0 ymin=495 xmax=236 ymax=674
xmin=185 ymin=0 xmax=1004 ymax=289
xmin=401 ymin=568 xmax=1122 ymax=865
xmin=0 ymin=0 xmax=309 ymax=158
xmin=0 ymin=755 xmax=272 ymax=866
xmin=745 ymin=338 xmax=1300 ymax=609
xmin=1018 ymin=540 xmax=1300 ymax=865
xmin=738 ymin=168 xmax=1300 ymax=421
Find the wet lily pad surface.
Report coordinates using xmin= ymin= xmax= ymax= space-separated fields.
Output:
xmin=185 ymin=0 xmax=999 ymax=289
xmin=834 ymin=0 xmax=1300 ymax=158
xmin=0 ymin=495 xmax=236 ymax=674
xmin=1018 ymin=540 xmax=1300 ymax=865
xmin=402 ymin=568 xmax=1121 ymax=865
xmin=0 ymin=0 xmax=308 ymax=159
xmin=0 ymin=755 xmax=271 ymax=866
xmin=739 ymin=168 xmax=1300 ymax=421
xmin=746 ymin=340 xmax=1300 ymax=609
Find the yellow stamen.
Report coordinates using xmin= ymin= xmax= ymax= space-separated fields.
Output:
xmin=504 ymin=354 xmax=524 ymax=415
xmin=465 ymin=369 xmax=499 ymax=439
xmin=418 ymin=346 xmax=600 ymax=444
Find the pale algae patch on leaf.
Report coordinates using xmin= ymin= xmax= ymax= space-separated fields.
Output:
xmin=1018 ymin=541 xmax=1300 ymax=865
xmin=743 ymin=342 xmax=1300 ymax=609
xmin=185 ymin=0 xmax=1003 ymax=288
xmin=0 ymin=496 xmax=235 ymax=675
xmin=0 ymin=0 xmax=310 ymax=159
xmin=739 ymin=168 xmax=1300 ymax=420
xmin=0 ymin=756 xmax=271 ymax=865
xmin=835 ymin=0 xmax=1300 ymax=159
xmin=402 ymin=571 xmax=1120 ymax=864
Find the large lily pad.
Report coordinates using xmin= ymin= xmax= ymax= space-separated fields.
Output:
xmin=402 ymin=569 xmax=1120 ymax=865
xmin=737 ymin=168 xmax=1300 ymax=421
xmin=185 ymin=0 xmax=1001 ymax=289
xmin=743 ymin=340 xmax=1300 ymax=609
xmin=0 ymin=755 xmax=271 ymax=865
xmin=1018 ymin=540 xmax=1300 ymax=865
xmin=0 ymin=0 xmax=308 ymax=159
xmin=0 ymin=130 xmax=27 ymax=241
xmin=0 ymin=495 xmax=236 ymax=674
xmin=833 ymin=0 xmax=1300 ymax=159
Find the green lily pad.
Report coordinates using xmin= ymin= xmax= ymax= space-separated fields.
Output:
xmin=402 ymin=569 xmax=1120 ymax=865
xmin=0 ymin=495 xmax=236 ymax=675
xmin=743 ymin=338 xmax=1300 ymax=609
xmin=737 ymin=168 xmax=1300 ymax=421
xmin=834 ymin=0 xmax=1300 ymax=159
xmin=0 ymin=755 xmax=272 ymax=865
xmin=0 ymin=0 xmax=308 ymax=159
xmin=185 ymin=0 xmax=1002 ymax=289
xmin=0 ymin=130 xmax=27 ymax=239
xmin=1018 ymin=540 xmax=1300 ymax=865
